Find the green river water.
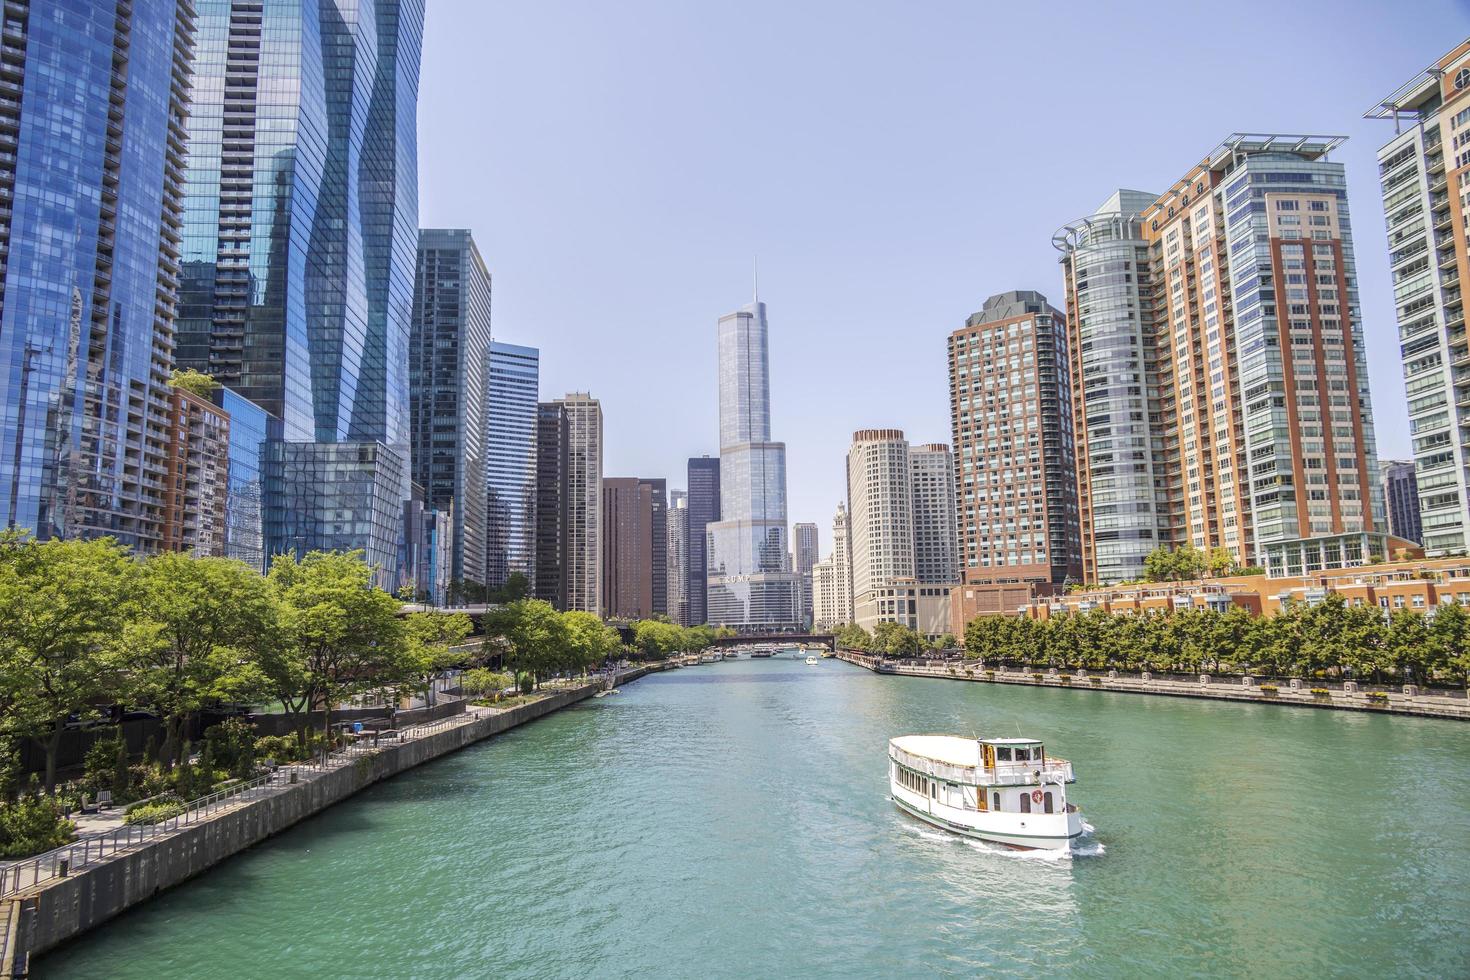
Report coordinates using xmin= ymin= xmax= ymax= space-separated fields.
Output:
xmin=36 ymin=656 xmax=1470 ymax=978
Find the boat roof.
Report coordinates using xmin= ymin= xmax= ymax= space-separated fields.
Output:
xmin=980 ymin=738 xmax=1042 ymax=746
xmin=890 ymin=735 xmax=982 ymax=767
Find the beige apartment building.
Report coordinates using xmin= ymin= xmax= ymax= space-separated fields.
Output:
xmin=1367 ymin=39 xmax=1470 ymax=556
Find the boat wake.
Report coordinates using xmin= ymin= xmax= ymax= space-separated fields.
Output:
xmin=894 ymin=802 xmax=1105 ymax=860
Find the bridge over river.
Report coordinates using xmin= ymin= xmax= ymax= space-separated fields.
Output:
xmin=709 ymin=632 xmax=834 ymax=649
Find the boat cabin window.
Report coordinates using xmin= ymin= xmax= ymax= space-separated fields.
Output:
xmin=992 ymin=792 xmax=1000 ymax=811
xmin=996 ymin=747 xmax=1012 ymax=762
xmin=1020 ymin=792 xmax=1032 ymax=814
xmin=1044 ymin=791 xmax=1055 ymax=814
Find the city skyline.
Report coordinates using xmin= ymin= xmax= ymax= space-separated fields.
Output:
xmin=417 ymin=2 xmax=1466 ymax=535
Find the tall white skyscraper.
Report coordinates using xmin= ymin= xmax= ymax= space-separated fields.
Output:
xmin=846 ymin=430 xmax=956 ymax=639
xmin=667 ymin=491 xmax=690 ymax=625
xmin=909 ymin=444 xmax=959 ymax=586
xmin=705 ymin=291 xmax=800 ymax=630
xmin=830 ymin=502 xmax=854 ymax=626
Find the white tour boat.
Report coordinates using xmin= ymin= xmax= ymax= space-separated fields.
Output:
xmin=805 ymin=656 xmax=820 ymax=665
xmin=888 ymin=735 xmax=1084 ymax=850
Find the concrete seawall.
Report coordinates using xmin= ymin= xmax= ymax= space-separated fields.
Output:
xmin=11 ymin=663 xmax=673 ymax=974
xmin=834 ymin=651 xmax=1470 ymax=721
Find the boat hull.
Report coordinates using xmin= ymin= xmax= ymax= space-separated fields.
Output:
xmin=890 ymin=787 xmax=1083 ymax=851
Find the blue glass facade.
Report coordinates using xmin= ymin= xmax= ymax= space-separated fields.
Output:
xmin=485 ymin=342 xmax=539 ymax=590
xmin=411 ymin=229 xmax=492 ymax=590
xmin=179 ymin=0 xmax=424 ymax=583
xmin=217 ymin=386 xmax=279 ymax=571
xmin=0 ymin=1 xmax=195 ymax=547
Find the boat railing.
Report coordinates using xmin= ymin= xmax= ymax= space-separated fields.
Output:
xmin=890 ymin=745 xmax=1075 ymax=785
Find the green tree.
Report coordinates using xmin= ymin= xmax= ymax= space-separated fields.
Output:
xmin=490 ymin=599 xmax=569 ymax=689
xmin=404 ymin=610 xmax=473 ymax=706
xmin=872 ymin=621 xmax=921 ymax=658
xmin=1207 ymin=546 xmax=1236 ymax=577
xmin=564 ymin=611 xmax=619 ymax=672
xmin=0 ymin=533 xmax=137 ymax=792
xmin=1386 ymin=608 xmax=1432 ymax=684
xmin=834 ymin=623 xmax=873 ymax=652
xmin=167 ymin=368 xmax=219 ymax=398
xmin=130 ymin=552 xmax=276 ymax=767
xmin=633 ymin=619 xmax=687 ymax=660
xmin=1429 ymin=601 xmax=1470 ymax=687
xmin=263 ymin=551 xmax=411 ymax=748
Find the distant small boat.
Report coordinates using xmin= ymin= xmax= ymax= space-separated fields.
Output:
xmin=805 ymin=656 xmax=820 ymax=666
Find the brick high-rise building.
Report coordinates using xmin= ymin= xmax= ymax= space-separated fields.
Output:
xmin=1138 ymin=135 xmax=1385 ymax=577
xmin=162 ymin=385 xmax=231 ymax=558
xmin=1367 ymin=41 xmax=1470 ymax=556
xmin=948 ymin=291 xmax=1083 ymax=590
xmin=602 ymin=477 xmax=655 ymax=620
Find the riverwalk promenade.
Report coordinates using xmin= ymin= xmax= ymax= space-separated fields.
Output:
xmin=834 ymin=651 xmax=1470 ymax=721
xmin=1 ymin=663 xmax=672 ymax=976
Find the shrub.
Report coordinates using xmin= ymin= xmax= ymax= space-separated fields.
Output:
xmin=518 ymin=673 xmax=534 ymax=696
xmin=1031 ymin=673 xmax=1044 ymax=681
xmin=124 ymin=798 xmax=184 ymax=825
xmin=464 ymin=669 xmax=514 ymax=699
xmin=1259 ymin=685 xmax=1279 ymax=694
xmin=1310 ymin=688 xmax=1330 ymax=697
xmin=83 ymin=735 xmax=123 ymax=789
xmin=984 ymin=670 xmax=995 ymax=678
xmin=1059 ymin=674 xmax=1072 ymax=683
xmin=0 ymin=796 xmax=77 ymax=857
xmin=1365 ymin=691 xmax=1389 ymax=701
xmin=253 ymin=734 xmax=302 ymax=765
xmin=204 ymin=719 xmax=258 ymax=779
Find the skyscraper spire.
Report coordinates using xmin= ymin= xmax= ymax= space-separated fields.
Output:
xmin=753 ymin=255 xmax=759 ymax=304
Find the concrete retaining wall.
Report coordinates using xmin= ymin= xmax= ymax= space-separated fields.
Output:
xmin=13 ymin=684 xmax=599 ymax=973
xmin=833 ymin=651 xmax=1470 ymax=721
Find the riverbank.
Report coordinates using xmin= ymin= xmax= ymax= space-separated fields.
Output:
xmin=4 ymin=662 xmax=671 ymax=976
xmin=833 ymin=651 xmax=1470 ymax=720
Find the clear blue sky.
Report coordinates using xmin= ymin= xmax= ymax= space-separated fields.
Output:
xmin=419 ymin=1 xmax=1470 ymax=555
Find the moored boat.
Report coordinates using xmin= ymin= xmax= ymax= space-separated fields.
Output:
xmin=805 ymin=656 xmax=820 ymax=665
xmin=888 ymin=735 xmax=1084 ymax=850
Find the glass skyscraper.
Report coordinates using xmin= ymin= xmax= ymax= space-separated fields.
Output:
xmin=217 ymin=386 xmax=279 ymax=571
xmin=705 ymin=296 xmax=799 ymax=631
xmin=411 ymin=229 xmax=492 ymax=591
xmin=178 ymin=0 xmax=424 ymax=587
xmin=1054 ymin=191 xmax=1177 ymax=584
xmin=486 ymin=342 xmax=539 ymax=589
xmin=686 ymin=455 xmax=720 ymax=625
xmin=0 ymin=0 xmax=195 ymax=548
